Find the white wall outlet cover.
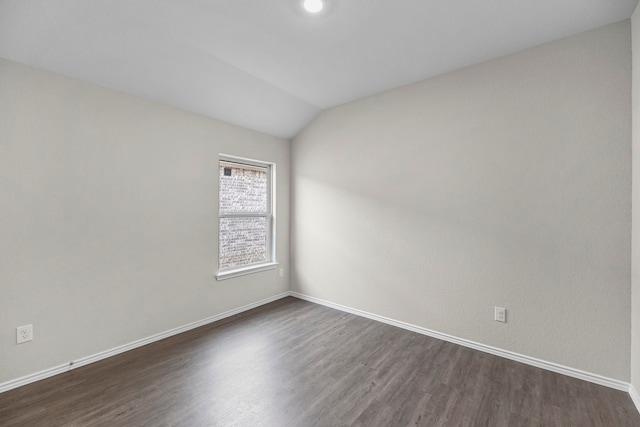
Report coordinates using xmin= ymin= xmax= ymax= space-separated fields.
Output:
xmin=494 ymin=307 xmax=506 ymax=323
xmin=16 ymin=324 xmax=33 ymax=344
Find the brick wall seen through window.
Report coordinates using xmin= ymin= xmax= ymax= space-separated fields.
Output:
xmin=219 ymin=161 xmax=271 ymax=270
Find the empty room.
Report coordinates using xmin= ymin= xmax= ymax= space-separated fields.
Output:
xmin=1 ymin=0 xmax=640 ymax=425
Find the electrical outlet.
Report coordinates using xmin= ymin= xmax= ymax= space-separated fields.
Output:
xmin=17 ymin=324 xmax=33 ymax=344
xmin=494 ymin=307 xmax=506 ymax=323
xmin=279 ymin=268 xmax=284 ymax=278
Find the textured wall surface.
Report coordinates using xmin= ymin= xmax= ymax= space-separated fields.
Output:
xmin=292 ymin=21 xmax=632 ymax=380
xmin=632 ymin=6 xmax=640 ymax=398
xmin=0 ymin=57 xmax=290 ymax=385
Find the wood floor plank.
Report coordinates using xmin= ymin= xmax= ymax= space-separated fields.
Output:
xmin=1 ymin=297 xmax=638 ymax=426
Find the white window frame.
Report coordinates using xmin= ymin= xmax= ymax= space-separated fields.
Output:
xmin=215 ymin=154 xmax=277 ymax=280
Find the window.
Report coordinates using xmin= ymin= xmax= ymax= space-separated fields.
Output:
xmin=216 ymin=155 xmax=276 ymax=280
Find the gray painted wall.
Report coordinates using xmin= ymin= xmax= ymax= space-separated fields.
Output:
xmin=292 ymin=21 xmax=632 ymax=380
xmin=632 ymin=6 xmax=640 ymax=399
xmin=0 ymin=57 xmax=290 ymax=384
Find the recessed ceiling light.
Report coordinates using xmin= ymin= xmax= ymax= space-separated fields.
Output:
xmin=303 ymin=0 xmax=323 ymax=13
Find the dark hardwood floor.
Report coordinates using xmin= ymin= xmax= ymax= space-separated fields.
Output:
xmin=1 ymin=297 xmax=639 ymax=426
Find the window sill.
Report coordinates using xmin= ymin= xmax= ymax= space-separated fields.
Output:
xmin=215 ymin=262 xmax=278 ymax=281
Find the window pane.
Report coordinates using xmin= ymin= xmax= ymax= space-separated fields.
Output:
xmin=219 ymin=217 xmax=267 ymax=269
xmin=219 ymin=164 xmax=267 ymax=214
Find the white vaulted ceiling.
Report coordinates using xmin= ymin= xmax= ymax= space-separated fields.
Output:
xmin=0 ymin=0 xmax=637 ymax=139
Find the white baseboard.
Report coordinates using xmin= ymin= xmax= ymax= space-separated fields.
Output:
xmin=3 ymin=289 xmax=637 ymax=414
xmin=290 ymin=292 xmax=631 ymax=393
xmin=630 ymin=384 xmax=640 ymax=414
xmin=0 ymin=292 xmax=290 ymax=394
